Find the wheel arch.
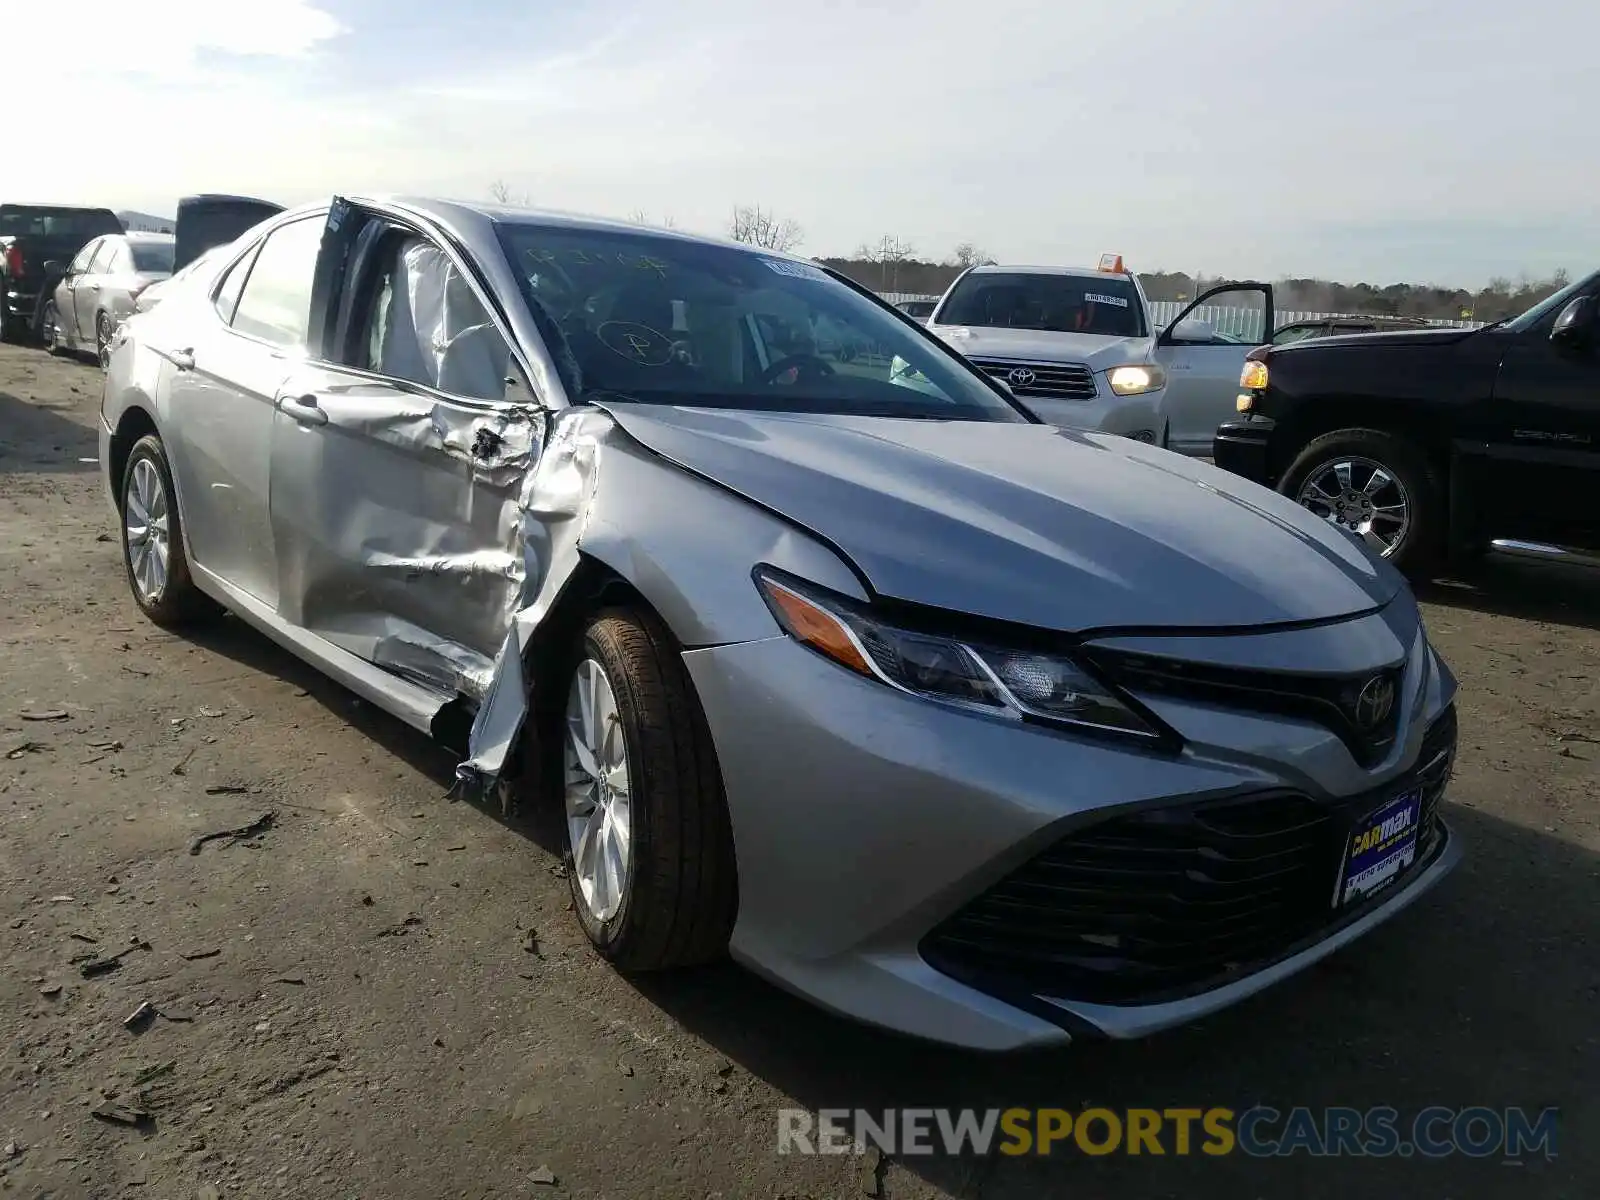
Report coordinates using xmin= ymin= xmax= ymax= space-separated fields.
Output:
xmin=108 ymin=405 xmax=160 ymax=512
xmin=1270 ymin=397 xmax=1452 ymax=485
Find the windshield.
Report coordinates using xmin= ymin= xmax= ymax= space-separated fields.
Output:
xmin=494 ymin=223 xmax=1025 ymax=421
xmin=130 ymin=241 xmax=174 ymax=273
xmin=1502 ymin=277 xmax=1590 ymax=333
xmin=0 ymin=206 xmax=120 ymax=238
xmin=935 ymin=272 xmax=1147 ymax=337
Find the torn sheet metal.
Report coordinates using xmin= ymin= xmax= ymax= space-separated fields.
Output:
xmin=452 ymin=404 xmax=872 ymax=802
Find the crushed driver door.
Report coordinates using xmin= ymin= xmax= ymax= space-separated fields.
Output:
xmin=1153 ymin=282 xmax=1274 ymax=456
xmin=267 ymin=198 xmax=545 ymax=707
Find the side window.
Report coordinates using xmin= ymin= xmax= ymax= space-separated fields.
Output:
xmin=356 ymin=235 xmax=510 ymax=402
xmin=107 ymin=242 xmax=133 ymax=274
xmin=212 ymin=245 xmax=258 ymax=323
xmin=229 ymin=217 xmax=325 ymax=348
xmin=68 ymin=239 xmax=101 ymax=274
xmin=86 ymin=240 xmax=118 ymax=273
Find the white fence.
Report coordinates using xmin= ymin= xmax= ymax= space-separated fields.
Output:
xmin=879 ymin=293 xmax=1482 ymax=340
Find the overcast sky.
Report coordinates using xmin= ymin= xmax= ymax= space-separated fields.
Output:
xmin=15 ymin=0 xmax=1592 ymax=288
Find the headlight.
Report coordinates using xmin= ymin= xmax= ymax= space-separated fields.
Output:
xmin=754 ymin=569 xmax=1165 ymax=740
xmin=1240 ymin=360 xmax=1269 ymax=390
xmin=1106 ymin=364 xmax=1167 ymax=396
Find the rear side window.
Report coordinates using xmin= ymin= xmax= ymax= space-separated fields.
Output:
xmin=213 ymin=246 xmax=258 ymax=323
xmin=228 ymin=217 xmax=324 ymax=348
xmin=87 ymin=241 xmax=119 ymax=273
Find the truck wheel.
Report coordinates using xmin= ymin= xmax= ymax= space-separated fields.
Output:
xmin=1280 ymin=428 xmax=1443 ymax=575
xmin=552 ymin=608 xmax=737 ymax=972
xmin=0 ymin=303 xmax=20 ymax=344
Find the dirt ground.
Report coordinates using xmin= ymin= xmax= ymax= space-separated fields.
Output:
xmin=0 ymin=342 xmax=1595 ymax=1200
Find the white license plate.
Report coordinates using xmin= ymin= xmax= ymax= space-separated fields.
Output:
xmin=1338 ymin=787 xmax=1423 ymax=906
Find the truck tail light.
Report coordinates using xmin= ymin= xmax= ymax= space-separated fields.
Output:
xmin=4 ymin=246 xmax=22 ymax=277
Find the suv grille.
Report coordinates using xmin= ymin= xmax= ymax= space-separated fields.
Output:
xmin=921 ymin=706 xmax=1456 ymax=1008
xmin=968 ymin=357 xmax=1098 ymax=401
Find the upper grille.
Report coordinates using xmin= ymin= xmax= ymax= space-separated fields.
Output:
xmin=968 ymin=357 xmax=1098 ymax=401
xmin=1084 ymin=648 xmax=1406 ymax=768
xmin=921 ymin=706 xmax=1456 ymax=1008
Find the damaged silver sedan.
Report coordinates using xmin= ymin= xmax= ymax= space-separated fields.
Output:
xmin=100 ymin=197 xmax=1459 ymax=1050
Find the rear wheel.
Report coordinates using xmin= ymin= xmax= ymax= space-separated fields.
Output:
xmin=1280 ymin=428 xmax=1443 ymax=575
xmin=119 ymin=434 xmax=215 ymax=627
xmin=555 ymin=608 xmax=737 ymax=971
xmin=96 ymin=312 xmax=114 ymax=368
xmin=40 ymin=301 xmax=62 ymax=354
xmin=0 ymin=303 xmax=21 ymax=344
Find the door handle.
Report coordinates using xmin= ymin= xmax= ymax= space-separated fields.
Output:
xmin=171 ymin=348 xmax=195 ymax=371
xmin=279 ymin=393 xmax=328 ymax=427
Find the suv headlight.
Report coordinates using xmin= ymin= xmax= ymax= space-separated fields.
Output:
xmin=1107 ymin=364 xmax=1167 ymax=396
xmin=754 ymin=569 xmax=1166 ymax=740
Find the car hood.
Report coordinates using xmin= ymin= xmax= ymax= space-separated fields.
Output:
xmin=928 ymin=324 xmax=1153 ymax=371
xmin=1274 ymin=326 xmax=1476 ymax=353
xmin=601 ymin=405 xmax=1402 ymax=633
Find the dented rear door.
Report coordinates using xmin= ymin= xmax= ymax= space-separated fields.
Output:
xmin=265 ymin=202 xmax=540 ymax=702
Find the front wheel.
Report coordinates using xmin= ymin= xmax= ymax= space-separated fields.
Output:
xmin=1280 ymin=428 xmax=1443 ymax=575
xmin=555 ymin=608 xmax=737 ymax=972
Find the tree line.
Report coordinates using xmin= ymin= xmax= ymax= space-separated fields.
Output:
xmin=489 ymin=187 xmax=1573 ymax=321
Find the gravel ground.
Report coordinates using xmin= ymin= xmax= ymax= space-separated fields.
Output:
xmin=1 ymin=342 xmax=1595 ymax=1199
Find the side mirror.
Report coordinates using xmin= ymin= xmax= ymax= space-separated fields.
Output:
xmin=994 ymin=377 xmax=1016 ymax=398
xmin=1550 ymin=296 xmax=1595 ymax=349
xmin=42 ymin=260 xmax=65 ymax=276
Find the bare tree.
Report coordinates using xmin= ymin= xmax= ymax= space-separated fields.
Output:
xmin=729 ymin=204 xmax=803 ymax=252
xmin=858 ymin=234 xmax=917 ymax=292
xmin=951 ymin=242 xmax=994 ymax=269
xmin=628 ymin=209 xmax=678 ymax=229
xmin=488 ymin=179 xmax=531 ymax=207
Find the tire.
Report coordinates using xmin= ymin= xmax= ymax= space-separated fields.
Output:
xmin=96 ymin=312 xmax=114 ymax=369
xmin=40 ymin=300 xmax=62 ymax=355
xmin=119 ymin=434 xmax=215 ymax=627
xmin=0 ymin=302 xmax=21 ymax=344
xmin=1279 ymin=428 xmax=1444 ymax=575
xmin=552 ymin=607 xmax=737 ymax=972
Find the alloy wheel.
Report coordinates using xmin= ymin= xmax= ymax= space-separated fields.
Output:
xmin=1295 ymin=456 xmax=1411 ymax=557
xmin=563 ymin=658 xmax=633 ymax=923
xmin=40 ymin=301 xmax=58 ymax=349
xmin=97 ymin=314 xmax=113 ymax=368
xmin=124 ymin=458 xmax=171 ymax=602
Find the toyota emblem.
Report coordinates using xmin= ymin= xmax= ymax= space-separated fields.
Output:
xmin=1007 ymin=367 xmax=1036 ymax=389
xmin=1353 ymin=674 xmax=1396 ymax=729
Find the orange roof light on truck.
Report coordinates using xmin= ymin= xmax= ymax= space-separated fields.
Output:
xmin=1097 ymin=253 xmax=1125 ymax=274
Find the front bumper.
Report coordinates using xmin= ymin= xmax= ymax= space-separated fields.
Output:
xmin=1213 ymin=415 xmax=1275 ymax=483
xmin=1013 ymin=388 xmax=1164 ymax=445
xmin=682 ymin=626 xmax=1459 ymax=1051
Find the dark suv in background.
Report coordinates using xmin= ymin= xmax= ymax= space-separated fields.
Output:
xmin=1215 ymin=271 xmax=1600 ymax=575
xmin=0 ymin=204 xmax=124 ymax=342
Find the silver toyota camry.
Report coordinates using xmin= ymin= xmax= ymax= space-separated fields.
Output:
xmin=99 ymin=196 xmax=1460 ymax=1051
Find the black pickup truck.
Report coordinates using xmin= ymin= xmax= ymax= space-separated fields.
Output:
xmin=1214 ymin=271 xmax=1600 ymax=575
xmin=0 ymin=203 xmax=125 ymax=342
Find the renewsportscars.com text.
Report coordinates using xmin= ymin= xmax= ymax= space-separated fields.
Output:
xmin=777 ymin=1106 xmax=1559 ymax=1160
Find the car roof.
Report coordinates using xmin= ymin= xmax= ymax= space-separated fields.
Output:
xmin=965 ymin=264 xmax=1127 ymax=282
xmin=124 ymin=231 xmax=174 ymax=244
xmin=387 ymin=196 xmax=808 ymax=262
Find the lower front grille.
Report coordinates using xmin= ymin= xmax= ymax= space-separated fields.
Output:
xmin=921 ymin=706 xmax=1456 ymax=1007
xmin=967 ymin=357 xmax=1098 ymax=401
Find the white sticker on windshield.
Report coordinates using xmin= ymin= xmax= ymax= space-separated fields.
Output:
xmin=763 ymin=258 xmax=827 ymax=281
xmin=1084 ymin=292 xmax=1130 ymax=308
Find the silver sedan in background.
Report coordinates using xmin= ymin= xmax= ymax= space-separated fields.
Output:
xmin=44 ymin=231 xmax=174 ymax=366
xmin=99 ymin=196 xmax=1459 ymax=1050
